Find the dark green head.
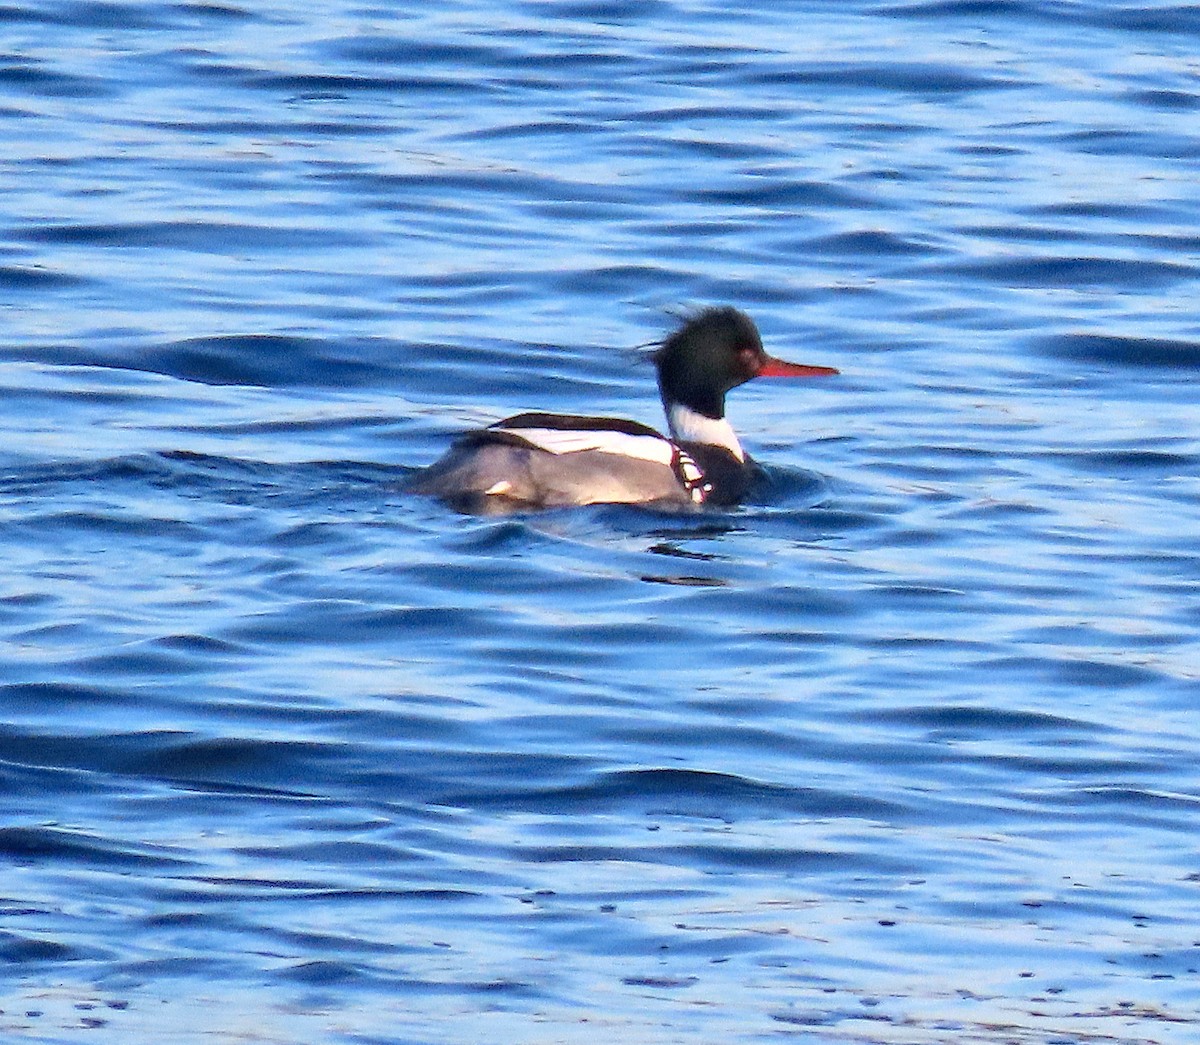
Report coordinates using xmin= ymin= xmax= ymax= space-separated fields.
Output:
xmin=655 ymin=307 xmax=836 ymax=419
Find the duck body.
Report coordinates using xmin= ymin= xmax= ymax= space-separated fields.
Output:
xmin=411 ymin=307 xmax=836 ymax=512
xmin=412 ymin=411 xmax=758 ymax=512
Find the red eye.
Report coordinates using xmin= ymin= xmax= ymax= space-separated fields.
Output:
xmin=737 ymin=346 xmax=761 ymax=374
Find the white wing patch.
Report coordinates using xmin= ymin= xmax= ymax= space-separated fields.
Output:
xmin=499 ymin=426 xmax=676 ymax=466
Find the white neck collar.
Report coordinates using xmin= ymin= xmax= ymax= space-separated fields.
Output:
xmin=666 ymin=402 xmax=744 ymax=462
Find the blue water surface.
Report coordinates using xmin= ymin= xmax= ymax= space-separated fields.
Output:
xmin=2 ymin=1 xmax=1199 ymax=1042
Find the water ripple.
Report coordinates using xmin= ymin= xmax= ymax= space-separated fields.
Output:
xmin=1 ymin=1 xmax=1198 ymax=1042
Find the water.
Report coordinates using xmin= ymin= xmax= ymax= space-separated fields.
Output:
xmin=2 ymin=1 xmax=1199 ymax=1042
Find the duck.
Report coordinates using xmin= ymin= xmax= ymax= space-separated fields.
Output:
xmin=410 ymin=306 xmax=838 ymax=511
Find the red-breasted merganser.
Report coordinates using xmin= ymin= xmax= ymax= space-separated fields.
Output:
xmin=411 ymin=306 xmax=838 ymax=511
